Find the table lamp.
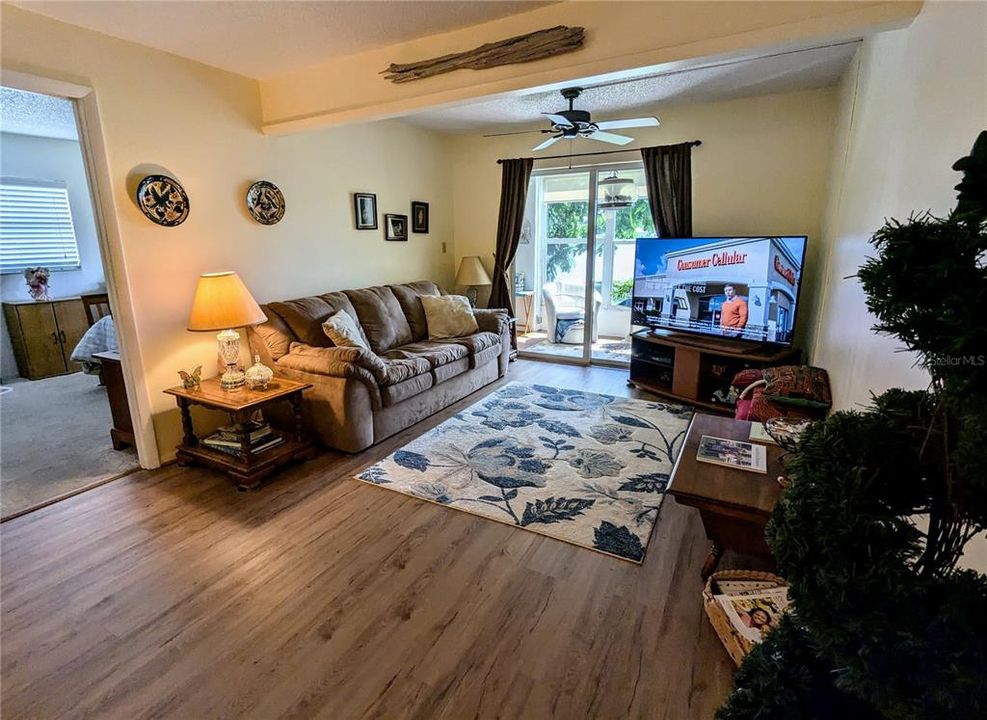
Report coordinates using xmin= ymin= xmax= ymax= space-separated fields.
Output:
xmin=187 ymin=271 xmax=266 ymax=390
xmin=455 ymin=255 xmax=492 ymax=307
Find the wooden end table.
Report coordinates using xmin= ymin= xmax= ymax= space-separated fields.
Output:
xmin=667 ymin=413 xmax=785 ymax=578
xmin=514 ymin=290 xmax=535 ymax=332
xmin=163 ymin=377 xmax=316 ymax=490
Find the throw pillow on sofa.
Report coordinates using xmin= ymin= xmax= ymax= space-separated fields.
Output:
xmin=322 ymin=310 xmax=369 ymax=351
xmin=420 ymin=295 xmax=479 ymax=340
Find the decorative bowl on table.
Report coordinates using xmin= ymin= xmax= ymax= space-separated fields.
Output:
xmin=765 ymin=417 xmax=814 ymax=452
xmin=244 ymin=355 xmax=274 ymax=391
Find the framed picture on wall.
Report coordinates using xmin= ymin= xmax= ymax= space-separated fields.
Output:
xmin=384 ymin=213 xmax=408 ymax=241
xmin=353 ymin=193 xmax=377 ymax=230
xmin=411 ymin=201 xmax=429 ymax=233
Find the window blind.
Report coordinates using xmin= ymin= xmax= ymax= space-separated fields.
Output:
xmin=0 ymin=178 xmax=82 ymax=274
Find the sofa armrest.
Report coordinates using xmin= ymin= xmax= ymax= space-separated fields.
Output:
xmin=474 ymin=309 xmax=511 ymax=378
xmin=271 ymin=363 xmax=380 ymax=445
xmin=277 ymin=342 xmax=387 ymax=384
xmin=474 ymin=308 xmax=509 ymax=336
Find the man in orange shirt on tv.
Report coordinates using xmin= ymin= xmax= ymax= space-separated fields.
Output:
xmin=720 ymin=284 xmax=748 ymax=335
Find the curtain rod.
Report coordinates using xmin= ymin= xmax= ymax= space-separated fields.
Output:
xmin=496 ymin=140 xmax=701 ymax=164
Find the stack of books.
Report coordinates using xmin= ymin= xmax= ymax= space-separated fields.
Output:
xmin=201 ymin=421 xmax=283 ymax=458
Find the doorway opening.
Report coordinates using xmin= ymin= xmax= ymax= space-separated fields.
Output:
xmin=0 ymin=86 xmax=139 ymax=520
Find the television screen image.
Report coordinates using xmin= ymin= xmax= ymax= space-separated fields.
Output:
xmin=632 ymin=236 xmax=807 ymax=345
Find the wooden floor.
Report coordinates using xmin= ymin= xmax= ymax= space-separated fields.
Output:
xmin=1 ymin=360 xmax=739 ymax=719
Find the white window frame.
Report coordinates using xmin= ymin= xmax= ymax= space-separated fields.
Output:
xmin=0 ymin=177 xmax=82 ymax=274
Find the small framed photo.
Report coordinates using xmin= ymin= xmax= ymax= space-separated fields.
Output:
xmin=411 ymin=201 xmax=429 ymax=233
xmin=353 ymin=193 xmax=377 ymax=230
xmin=384 ymin=213 xmax=408 ymax=241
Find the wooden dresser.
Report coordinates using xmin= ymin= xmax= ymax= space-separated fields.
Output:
xmin=3 ymin=297 xmax=89 ymax=380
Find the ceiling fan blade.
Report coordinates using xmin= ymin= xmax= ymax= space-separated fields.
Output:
xmin=589 ymin=131 xmax=635 ymax=146
xmin=532 ymin=135 xmax=563 ymax=152
xmin=542 ymin=113 xmax=574 ymax=128
xmin=482 ymin=129 xmax=548 ymax=137
xmin=594 ymin=117 xmax=660 ymax=131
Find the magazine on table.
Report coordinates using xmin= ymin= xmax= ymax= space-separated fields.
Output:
xmin=714 ymin=587 xmax=790 ymax=644
xmin=715 ymin=579 xmax=778 ymax=595
xmin=696 ymin=435 xmax=767 ymax=474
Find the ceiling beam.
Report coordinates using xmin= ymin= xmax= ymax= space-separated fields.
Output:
xmin=259 ymin=1 xmax=921 ymax=135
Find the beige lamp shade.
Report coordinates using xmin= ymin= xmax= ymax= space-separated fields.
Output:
xmin=186 ymin=271 xmax=266 ymax=331
xmin=455 ymin=256 xmax=492 ymax=286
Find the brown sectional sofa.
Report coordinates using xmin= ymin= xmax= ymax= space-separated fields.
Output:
xmin=247 ymin=280 xmax=510 ymax=452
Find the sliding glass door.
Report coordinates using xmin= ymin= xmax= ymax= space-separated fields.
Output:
xmin=515 ymin=170 xmax=594 ymax=361
xmin=514 ymin=164 xmax=654 ymax=366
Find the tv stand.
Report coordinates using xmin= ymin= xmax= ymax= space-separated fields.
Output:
xmin=628 ymin=329 xmax=800 ymax=415
xmin=643 ymin=327 xmax=775 ymax=355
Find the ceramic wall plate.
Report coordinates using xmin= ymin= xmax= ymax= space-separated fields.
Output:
xmin=245 ymin=180 xmax=285 ymax=225
xmin=136 ymin=174 xmax=189 ymax=227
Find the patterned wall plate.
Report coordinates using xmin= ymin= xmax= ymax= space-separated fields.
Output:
xmin=136 ymin=174 xmax=189 ymax=227
xmin=245 ymin=180 xmax=285 ymax=225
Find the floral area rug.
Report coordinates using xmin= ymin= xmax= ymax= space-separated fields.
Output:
xmin=356 ymin=382 xmax=693 ymax=562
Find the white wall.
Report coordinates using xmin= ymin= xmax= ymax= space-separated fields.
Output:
xmin=448 ymin=87 xmax=840 ymax=348
xmin=0 ymin=132 xmax=106 ymax=379
xmin=1 ymin=7 xmax=454 ymax=460
xmin=811 ymin=0 xmax=987 ymax=410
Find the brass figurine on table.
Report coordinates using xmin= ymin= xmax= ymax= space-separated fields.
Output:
xmin=178 ymin=365 xmax=202 ymax=391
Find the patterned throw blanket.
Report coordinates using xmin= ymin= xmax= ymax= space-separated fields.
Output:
xmin=70 ymin=315 xmax=117 ymax=374
xmin=554 ymin=317 xmax=584 ymax=343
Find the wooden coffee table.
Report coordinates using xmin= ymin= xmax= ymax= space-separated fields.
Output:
xmin=667 ymin=413 xmax=785 ymax=578
xmin=163 ymin=377 xmax=316 ymax=490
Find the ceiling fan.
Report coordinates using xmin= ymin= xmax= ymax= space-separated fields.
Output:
xmin=484 ymin=87 xmax=660 ymax=152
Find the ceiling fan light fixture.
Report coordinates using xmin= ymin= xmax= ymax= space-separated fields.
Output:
xmin=597 ymin=172 xmax=635 ymax=209
xmin=528 ymin=88 xmax=658 ymax=151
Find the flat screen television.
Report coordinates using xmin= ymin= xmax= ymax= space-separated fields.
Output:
xmin=631 ymin=235 xmax=808 ymax=346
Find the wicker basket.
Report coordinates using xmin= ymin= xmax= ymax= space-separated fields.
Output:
xmin=703 ymin=570 xmax=789 ymax=666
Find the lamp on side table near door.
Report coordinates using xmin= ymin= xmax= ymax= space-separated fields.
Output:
xmin=455 ymin=255 xmax=491 ymax=308
xmin=186 ymin=272 xmax=266 ymax=390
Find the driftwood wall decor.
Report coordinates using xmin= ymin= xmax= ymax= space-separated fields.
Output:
xmin=381 ymin=25 xmax=584 ymax=84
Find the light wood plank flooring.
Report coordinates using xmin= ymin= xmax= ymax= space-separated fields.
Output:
xmin=1 ymin=360 xmax=740 ymax=719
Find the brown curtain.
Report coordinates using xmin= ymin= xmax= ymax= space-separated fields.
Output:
xmin=488 ymin=157 xmax=534 ymax=315
xmin=641 ymin=143 xmax=693 ymax=237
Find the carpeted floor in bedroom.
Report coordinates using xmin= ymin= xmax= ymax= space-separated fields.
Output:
xmin=0 ymin=371 xmax=138 ymax=519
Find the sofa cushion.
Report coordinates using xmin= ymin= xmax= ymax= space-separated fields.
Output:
xmin=448 ymin=331 xmax=501 ymax=356
xmin=343 ymin=286 xmax=413 ymax=353
xmin=253 ymin=306 xmax=294 ymax=361
xmin=472 ymin=344 xmax=501 ymax=370
xmin=379 ymin=356 xmax=431 ymax=386
xmin=433 ymin=356 xmax=470 ymax=385
xmin=381 ymin=341 xmax=468 ymax=368
xmin=278 ymin=342 xmax=385 ymax=383
xmin=473 ymin=308 xmax=509 ymax=336
xmin=380 ymin=372 xmax=434 ymax=406
xmin=322 ymin=309 xmax=369 ymax=351
xmin=268 ymin=293 xmax=366 ymax=349
xmin=389 ymin=281 xmax=443 ymax=341
xmin=421 ymin=295 xmax=479 ymax=340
